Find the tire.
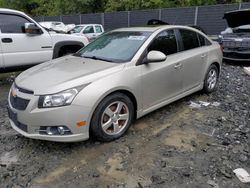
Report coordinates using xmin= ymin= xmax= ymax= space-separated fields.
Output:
xmin=203 ymin=64 xmax=219 ymax=93
xmin=90 ymin=93 xmax=135 ymax=142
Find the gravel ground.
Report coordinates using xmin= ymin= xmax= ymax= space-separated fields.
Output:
xmin=0 ymin=63 xmax=249 ymax=188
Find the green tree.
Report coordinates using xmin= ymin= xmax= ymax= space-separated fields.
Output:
xmin=0 ymin=0 xmax=247 ymax=16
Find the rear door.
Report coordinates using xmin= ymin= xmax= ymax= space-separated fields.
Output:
xmin=177 ymin=29 xmax=208 ymax=92
xmin=0 ymin=13 xmax=53 ymax=68
xmin=94 ymin=25 xmax=103 ymax=37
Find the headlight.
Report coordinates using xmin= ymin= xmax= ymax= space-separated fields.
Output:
xmin=38 ymin=88 xmax=79 ymax=108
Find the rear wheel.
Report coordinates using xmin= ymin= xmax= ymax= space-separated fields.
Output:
xmin=203 ymin=64 xmax=219 ymax=93
xmin=90 ymin=93 xmax=134 ymax=142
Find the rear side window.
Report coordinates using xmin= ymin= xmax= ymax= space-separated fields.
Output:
xmin=179 ymin=29 xmax=200 ymax=51
xmin=95 ymin=26 xmax=102 ymax=33
xmin=0 ymin=14 xmax=29 ymax=33
xmin=148 ymin=30 xmax=177 ymax=56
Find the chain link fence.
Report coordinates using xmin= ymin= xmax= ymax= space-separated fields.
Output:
xmin=33 ymin=2 xmax=250 ymax=35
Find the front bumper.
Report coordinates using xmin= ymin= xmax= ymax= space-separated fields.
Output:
xmin=223 ymin=49 xmax=250 ymax=61
xmin=7 ymin=87 xmax=92 ymax=142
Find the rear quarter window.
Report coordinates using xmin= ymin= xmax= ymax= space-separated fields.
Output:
xmin=198 ymin=34 xmax=212 ymax=46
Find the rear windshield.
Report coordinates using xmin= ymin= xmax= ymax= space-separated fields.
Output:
xmin=77 ymin=31 xmax=152 ymax=63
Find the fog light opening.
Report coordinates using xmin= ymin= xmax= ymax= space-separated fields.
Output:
xmin=46 ymin=127 xmax=54 ymax=135
xmin=39 ymin=126 xmax=72 ymax=135
xmin=57 ymin=126 xmax=65 ymax=135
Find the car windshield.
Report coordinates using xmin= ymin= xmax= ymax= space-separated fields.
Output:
xmin=71 ymin=26 xmax=85 ymax=33
xmin=77 ymin=31 xmax=152 ymax=63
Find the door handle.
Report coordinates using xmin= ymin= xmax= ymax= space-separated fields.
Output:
xmin=2 ymin=38 xmax=13 ymax=43
xmin=201 ymin=54 xmax=207 ymax=58
xmin=174 ymin=63 xmax=182 ymax=69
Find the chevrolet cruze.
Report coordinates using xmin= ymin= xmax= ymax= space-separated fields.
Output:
xmin=8 ymin=25 xmax=222 ymax=142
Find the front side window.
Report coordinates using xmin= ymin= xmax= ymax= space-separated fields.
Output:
xmin=71 ymin=26 xmax=85 ymax=33
xmin=95 ymin=26 xmax=102 ymax=33
xmin=179 ymin=29 xmax=200 ymax=51
xmin=77 ymin=31 xmax=152 ymax=63
xmin=83 ymin=26 xmax=94 ymax=34
xmin=0 ymin=14 xmax=29 ymax=33
xmin=148 ymin=30 xmax=178 ymax=56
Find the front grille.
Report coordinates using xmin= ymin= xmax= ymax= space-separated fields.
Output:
xmin=16 ymin=122 xmax=28 ymax=132
xmin=15 ymin=83 xmax=34 ymax=95
xmin=7 ymin=106 xmax=28 ymax=132
xmin=10 ymin=94 xmax=30 ymax=111
xmin=223 ymin=40 xmax=250 ymax=48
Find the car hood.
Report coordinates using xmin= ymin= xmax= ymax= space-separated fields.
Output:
xmin=224 ymin=9 xmax=250 ymax=28
xmin=15 ymin=56 xmax=124 ymax=95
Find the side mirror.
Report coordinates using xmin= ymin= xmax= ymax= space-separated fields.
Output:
xmin=145 ymin=50 xmax=167 ymax=63
xmin=24 ymin=23 xmax=42 ymax=34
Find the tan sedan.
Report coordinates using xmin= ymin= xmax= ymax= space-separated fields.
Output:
xmin=8 ymin=25 xmax=222 ymax=142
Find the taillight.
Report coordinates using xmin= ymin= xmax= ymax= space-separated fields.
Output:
xmin=220 ymin=44 xmax=223 ymax=52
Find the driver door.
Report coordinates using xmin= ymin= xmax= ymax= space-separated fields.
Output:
xmin=141 ymin=29 xmax=183 ymax=109
xmin=0 ymin=13 xmax=52 ymax=68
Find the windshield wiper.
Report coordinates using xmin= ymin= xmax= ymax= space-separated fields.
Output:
xmin=82 ymin=55 xmax=114 ymax=62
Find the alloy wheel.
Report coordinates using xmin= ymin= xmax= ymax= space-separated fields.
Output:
xmin=101 ymin=101 xmax=130 ymax=135
xmin=207 ymin=69 xmax=217 ymax=90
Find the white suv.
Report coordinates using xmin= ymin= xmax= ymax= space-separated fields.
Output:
xmin=0 ymin=9 xmax=89 ymax=70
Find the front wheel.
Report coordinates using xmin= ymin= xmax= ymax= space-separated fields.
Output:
xmin=203 ymin=64 xmax=219 ymax=93
xmin=90 ymin=93 xmax=134 ymax=142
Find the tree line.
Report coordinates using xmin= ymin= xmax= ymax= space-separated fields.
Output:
xmin=0 ymin=0 xmax=246 ymax=16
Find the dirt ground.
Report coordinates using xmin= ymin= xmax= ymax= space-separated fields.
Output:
xmin=0 ymin=63 xmax=249 ymax=188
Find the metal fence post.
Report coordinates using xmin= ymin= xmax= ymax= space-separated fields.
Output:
xmin=127 ymin=11 xmax=130 ymax=27
xmin=60 ymin=15 xmax=62 ymax=22
xmin=101 ymin=13 xmax=105 ymax=27
xmin=79 ymin=14 xmax=81 ymax=24
xmin=239 ymin=2 xmax=242 ymax=10
xmin=194 ymin=6 xmax=198 ymax=25
xmin=158 ymin=9 xmax=162 ymax=20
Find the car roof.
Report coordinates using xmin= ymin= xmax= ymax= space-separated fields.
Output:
xmin=39 ymin=21 xmax=62 ymax=23
xmin=0 ymin=8 xmax=25 ymax=15
xmin=113 ymin=25 xmax=198 ymax=32
xmin=76 ymin=24 xmax=102 ymax=26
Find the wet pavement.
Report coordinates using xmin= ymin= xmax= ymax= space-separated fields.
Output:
xmin=0 ymin=63 xmax=249 ymax=188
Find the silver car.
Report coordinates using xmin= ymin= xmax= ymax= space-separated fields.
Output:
xmin=8 ymin=25 xmax=222 ymax=142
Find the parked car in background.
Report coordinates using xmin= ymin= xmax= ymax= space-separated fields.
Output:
xmin=147 ymin=19 xmax=207 ymax=34
xmin=39 ymin=21 xmax=75 ymax=33
xmin=8 ymin=25 xmax=222 ymax=142
xmin=71 ymin=24 xmax=104 ymax=41
xmin=220 ymin=9 xmax=250 ymax=62
xmin=0 ymin=9 xmax=89 ymax=70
